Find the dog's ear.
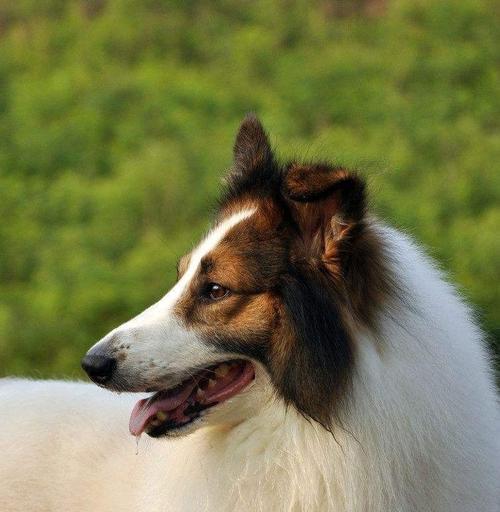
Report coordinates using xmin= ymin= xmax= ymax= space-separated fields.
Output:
xmin=233 ymin=113 xmax=273 ymax=175
xmin=282 ymin=163 xmax=366 ymax=276
xmin=224 ymin=114 xmax=277 ymax=196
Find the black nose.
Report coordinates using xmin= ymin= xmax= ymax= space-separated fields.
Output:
xmin=81 ymin=354 xmax=117 ymax=384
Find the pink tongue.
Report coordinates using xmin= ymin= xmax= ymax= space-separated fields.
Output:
xmin=129 ymin=380 xmax=197 ymax=436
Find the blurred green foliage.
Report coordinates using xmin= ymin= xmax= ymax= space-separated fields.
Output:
xmin=0 ymin=0 xmax=498 ymax=379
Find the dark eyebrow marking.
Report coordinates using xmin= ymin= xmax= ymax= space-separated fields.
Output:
xmin=200 ymin=257 xmax=214 ymax=274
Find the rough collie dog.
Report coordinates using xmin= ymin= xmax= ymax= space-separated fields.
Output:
xmin=0 ymin=116 xmax=498 ymax=512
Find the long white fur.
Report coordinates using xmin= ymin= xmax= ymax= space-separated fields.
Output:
xmin=0 ymin=221 xmax=499 ymax=512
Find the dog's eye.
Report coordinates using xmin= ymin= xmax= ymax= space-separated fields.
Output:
xmin=203 ymin=283 xmax=229 ymax=301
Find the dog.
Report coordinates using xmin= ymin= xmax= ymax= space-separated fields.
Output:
xmin=0 ymin=115 xmax=498 ymax=512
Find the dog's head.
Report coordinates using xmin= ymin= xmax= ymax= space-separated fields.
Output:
xmin=82 ymin=115 xmax=394 ymax=438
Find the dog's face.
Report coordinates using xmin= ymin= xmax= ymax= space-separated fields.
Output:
xmin=82 ymin=115 xmax=393 ymax=438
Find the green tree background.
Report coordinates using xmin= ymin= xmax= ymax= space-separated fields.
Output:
xmin=0 ymin=0 xmax=498 ymax=379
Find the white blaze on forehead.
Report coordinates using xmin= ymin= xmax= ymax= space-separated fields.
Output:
xmin=123 ymin=207 xmax=257 ymax=326
xmin=169 ymin=207 xmax=257 ymax=306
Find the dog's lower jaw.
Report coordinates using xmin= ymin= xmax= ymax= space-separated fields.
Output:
xmin=129 ymin=360 xmax=258 ymax=439
xmin=147 ymin=414 xmax=206 ymax=438
xmin=162 ymin=367 xmax=275 ymax=439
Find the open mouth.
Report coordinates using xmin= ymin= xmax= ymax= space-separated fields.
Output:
xmin=129 ymin=359 xmax=255 ymax=437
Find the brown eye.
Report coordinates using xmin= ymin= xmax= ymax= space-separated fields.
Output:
xmin=204 ymin=283 xmax=229 ymax=301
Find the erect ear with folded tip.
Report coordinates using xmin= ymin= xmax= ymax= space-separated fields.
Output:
xmin=282 ymin=163 xmax=367 ymax=276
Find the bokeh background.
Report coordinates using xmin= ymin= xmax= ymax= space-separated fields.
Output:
xmin=0 ymin=0 xmax=498 ymax=380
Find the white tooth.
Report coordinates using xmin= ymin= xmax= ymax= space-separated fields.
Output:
xmin=215 ymin=363 xmax=229 ymax=378
xmin=156 ymin=411 xmax=167 ymax=421
xmin=208 ymin=378 xmax=216 ymax=389
xmin=149 ymin=419 xmax=161 ymax=427
xmin=196 ymin=388 xmax=205 ymax=400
